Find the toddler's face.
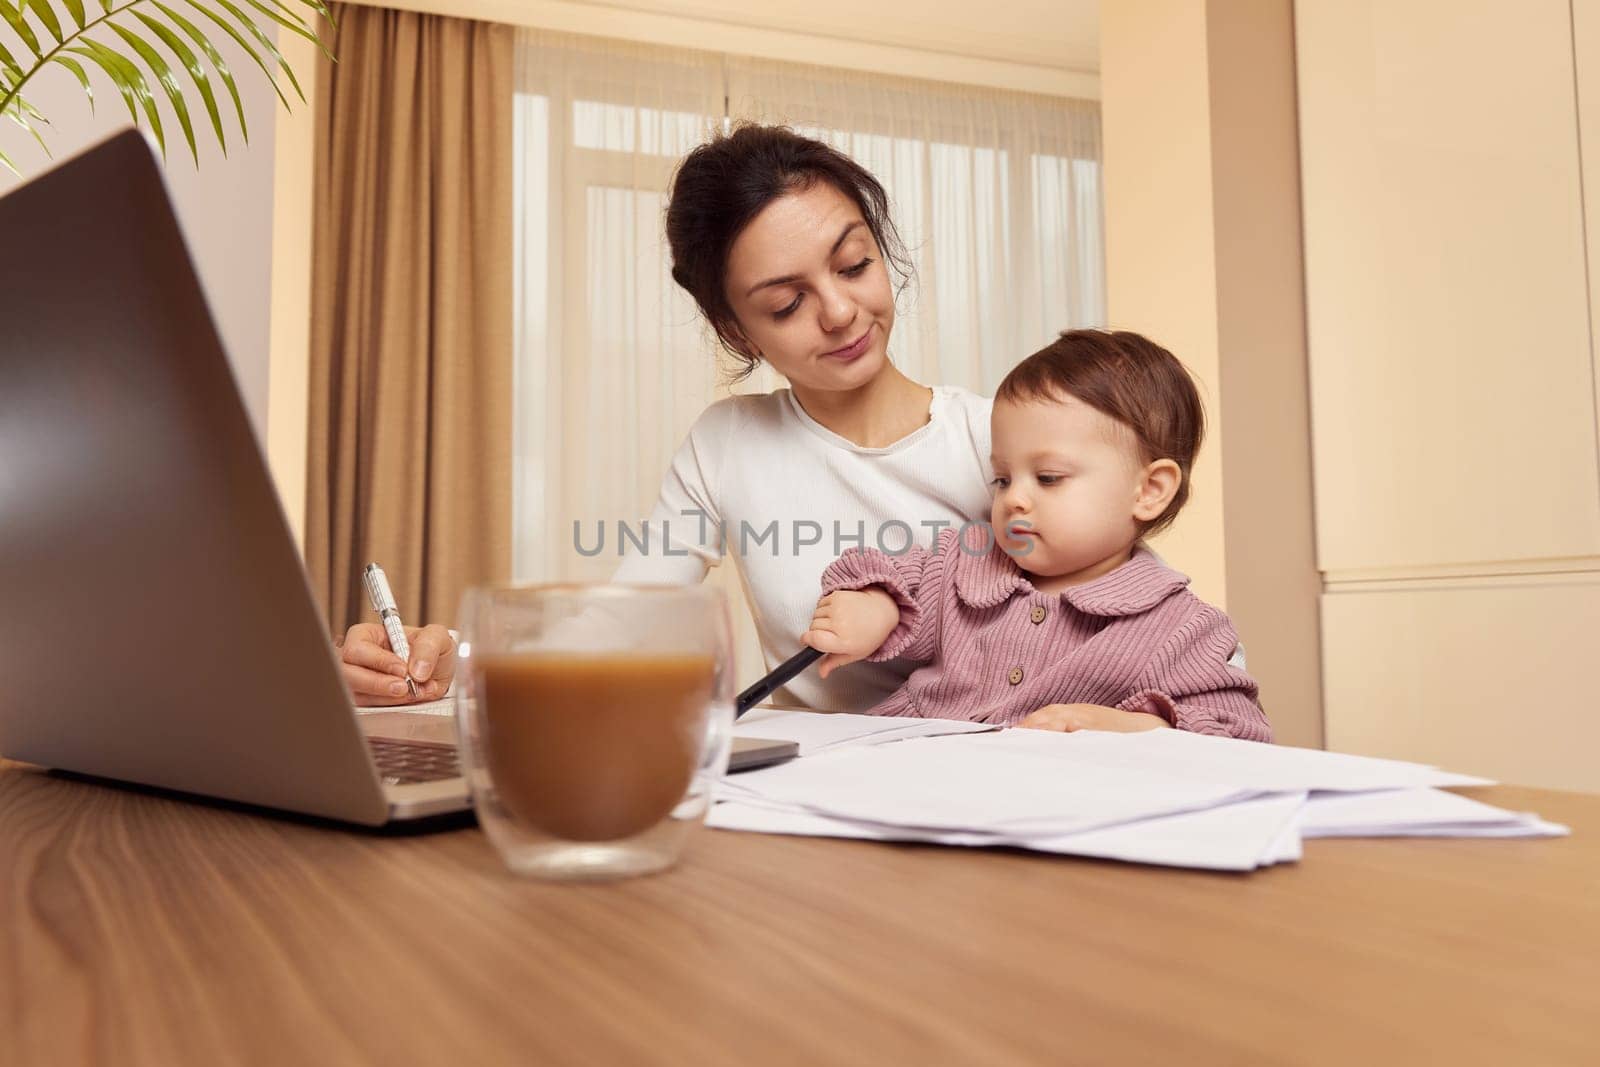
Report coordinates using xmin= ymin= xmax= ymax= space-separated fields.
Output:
xmin=989 ymin=395 xmax=1152 ymax=586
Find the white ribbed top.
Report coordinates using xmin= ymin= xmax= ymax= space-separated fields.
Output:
xmin=612 ymin=385 xmax=994 ymax=712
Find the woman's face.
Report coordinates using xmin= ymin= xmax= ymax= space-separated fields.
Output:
xmin=721 ymin=180 xmax=896 ymax=394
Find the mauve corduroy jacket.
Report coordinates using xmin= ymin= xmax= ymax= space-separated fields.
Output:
xmin=820 ymin=528 xmax=1271 ymax=741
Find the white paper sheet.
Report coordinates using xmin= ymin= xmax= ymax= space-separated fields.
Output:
xmin=354 ymin=696 xmax=455 ymax=717
xmin=1024 ymin=792 xmax=1308 ymax=869
xmin=1301 ymin=788 xmax=1570 ymax=838
xmin=912 ymin=727 xmax=1495 ymax=794
xmin=708 ymin=791 xmax=1308 ymax=871
xmin=734 ymin=708 xmax=995 ymax=756
xmin=1259 ymin=807 xmax=1305 ymax=865
xmin=716 ymin=740 xmax=1256 ymax=836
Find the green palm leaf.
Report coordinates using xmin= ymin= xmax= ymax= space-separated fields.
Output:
xmin=240 ymin=0 xmax=328 ymax=61
xmin=51 ymin=55 xmax=94 ymax=111
xmin=4 ymin=91 xmax=53 ymax=157
xmin=180 ymin=0 xmax=290 ymax=110
xmin=0 ymin=38 xmax=25 ymax=79
xmin=0 ymin=1 xmax=44 ymax=60
xmin=153 ymin=2 xmax=245 ymax=142
xmin=0 ymin=0 xmax=332 ymax=173
xmin=133 ymin=11 xmax=224 ymax=155
xmin=76 ymin=38 xmax=165 ymax=153
xmin=23 ymin=0 xmax=65 ymax=44
xmin=202 ymin=0 xmax=305 ymax=102
xmin=107 ymin=21 xmax=196 ymax=164
xmin=262 ymin=0 xmax=327 ymax=22
xmin=64 ymin=43 xmax=138 ymax=126
xmin=13 ymin=93 xmax=48 ymax=123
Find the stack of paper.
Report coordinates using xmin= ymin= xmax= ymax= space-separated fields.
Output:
xmin=1299 ymin=788 xmax=1565 ymax=839
xmin=712 ymin=718 xmax=1568 ymax=870
xmin=733 ymin=708 xmax=995 ymax=755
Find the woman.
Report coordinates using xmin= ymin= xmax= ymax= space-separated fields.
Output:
xmin=342 ymin=123 xmax=996 ymax=712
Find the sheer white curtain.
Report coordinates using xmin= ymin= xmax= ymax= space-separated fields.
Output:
xmin=512 ymin=29 xmax=1104 ymax=673
xmin=512 ymin=31 xmax=722 ymax=586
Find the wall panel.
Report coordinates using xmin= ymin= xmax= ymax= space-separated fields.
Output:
xmin=1323 ymin=577 xmax=1600 ymax=791
xmin=1298 ymin=0 xmax=1600 ymax=573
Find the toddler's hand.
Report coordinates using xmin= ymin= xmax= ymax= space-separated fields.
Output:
xmin=1016 ymin=703 xmax=1171 ymax=733
xmin=802 ymin=588 xmax=901 ymax=679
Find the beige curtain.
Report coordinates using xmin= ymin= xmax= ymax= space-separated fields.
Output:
xmin=308 ymin=4 xmax=514 ymax=636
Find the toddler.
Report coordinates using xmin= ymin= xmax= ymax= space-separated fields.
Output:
xmin=803 ymin=329 xmax=1271 ymax=740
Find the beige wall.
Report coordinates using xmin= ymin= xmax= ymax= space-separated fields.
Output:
xmin=268 ymin=31 xmax=323 ymax=554
xmin=0 ymin=28 xmax=283 ymax=441
xmin=353 ymin=0 xmax=1100 ymax=97
xmin=1101 ymin=0 xmax=1324 ymax=749
xmin=1101 ymin=0 xmax=1224 ymax=602
xmin=1575 ymin=0 xmax=1600 ymax=470
xmin=1297 ymin=0 xmax=1600 ymax=790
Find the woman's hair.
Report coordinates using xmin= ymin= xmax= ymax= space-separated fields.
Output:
xmin=995 ymin=329 xmax=1206 ymax=536
xmin=665 ymin=123 xmax=913 ymax=378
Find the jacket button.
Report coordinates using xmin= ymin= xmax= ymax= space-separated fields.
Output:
xmin=1030 ymin=605 xmax=1047 ymax=624
xmin=1008 ymin=667 xmax=1024 ymax=685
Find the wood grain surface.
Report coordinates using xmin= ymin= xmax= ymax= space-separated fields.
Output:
xmin=3 ymin=758 xmax=1597 ymax=1066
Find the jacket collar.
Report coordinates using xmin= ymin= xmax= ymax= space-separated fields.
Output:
xmin=951 ymin=542 xmax=1190 ymax=617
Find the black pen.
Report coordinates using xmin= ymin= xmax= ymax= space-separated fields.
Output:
xmin=735 ymin=646 xmax=824 ymax=718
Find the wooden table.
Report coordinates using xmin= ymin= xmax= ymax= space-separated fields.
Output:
xmin=3 ymin=758 xmax=1597 ymax=1066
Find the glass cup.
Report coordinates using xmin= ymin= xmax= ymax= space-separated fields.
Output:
xmin=454 ymin=583 xmax=735 ymax=881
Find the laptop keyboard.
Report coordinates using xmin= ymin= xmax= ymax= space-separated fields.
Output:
xmin=367 ymin=737 xmax=461 ymax=785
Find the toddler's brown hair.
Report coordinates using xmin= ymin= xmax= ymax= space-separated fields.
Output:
xmin=996 ymin=329 xmax=1205 ymax=535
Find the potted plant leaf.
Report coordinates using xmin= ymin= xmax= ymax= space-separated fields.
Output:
xmin=0 ymin=0 xmax=334 ymax=173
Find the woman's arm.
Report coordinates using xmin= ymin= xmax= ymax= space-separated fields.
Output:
xmin=341 ymin=405 xmax=731 ymax=704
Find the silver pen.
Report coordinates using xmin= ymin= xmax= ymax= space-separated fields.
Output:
xmin=363 ymin=562 xmax=419 ymax=698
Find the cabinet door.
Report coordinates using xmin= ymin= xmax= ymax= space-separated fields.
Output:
xmin=1297 ymin=0 xmax=1600 ymax=572
xmin=1576 ymin=0 xmax=1600 ymax=476
xmin=1322 ymin=577 xmax=1600 ymax=791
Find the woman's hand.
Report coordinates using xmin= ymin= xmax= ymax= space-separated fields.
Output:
xmin=1016 ymin=703 xmax=1171 ymax=733
xmin=338 ymin=623 xmax=457 ymax=706
xmin=802 ymin=588 xmax=901 ymax=679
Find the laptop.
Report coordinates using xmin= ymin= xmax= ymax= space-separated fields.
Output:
xmin=0 ymin=129 xmax=794 ymax=826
